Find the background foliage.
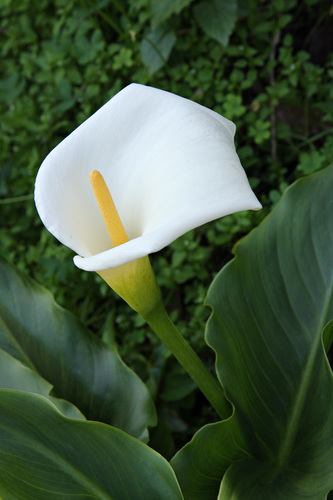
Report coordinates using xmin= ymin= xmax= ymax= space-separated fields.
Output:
xmin=1 ymin=0 xmax=333 ymax=455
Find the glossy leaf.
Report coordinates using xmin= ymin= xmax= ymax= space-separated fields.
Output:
xmin=172 ymin=417 xmax=248 ymax=499
xmin=323 ymin=319 xmax=333 ymax=355
xmin=0 ymin=348 xmax=84 ymax=420
xmin=0 ymin=390 xmax=183 ymax=499
xmin=219 ymin=458 xmax=329 ymax=500
xmin=173 ymin=166 xmax=333 ymax=499
xmin=194 ymin=0 xmax=238 ymax=47
xmin=0 ymin=257 xmax=156 ymax=440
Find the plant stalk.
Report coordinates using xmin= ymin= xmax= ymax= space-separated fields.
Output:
xmin=144 ymin=301 xmax=231 ymax=420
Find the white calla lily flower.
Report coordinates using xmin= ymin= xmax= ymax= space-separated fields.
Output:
xmin=35 ymin=83 xmax=261 ymax=274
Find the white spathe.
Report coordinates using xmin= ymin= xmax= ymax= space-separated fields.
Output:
xmin=35 ymin=83 xmax=262 ymax=272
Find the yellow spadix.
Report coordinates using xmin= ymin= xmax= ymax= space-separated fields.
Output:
xmin=89 ymin=170 xmax=161 ymax=317
xmin=89 ymin=170 xmax=129 ymax=248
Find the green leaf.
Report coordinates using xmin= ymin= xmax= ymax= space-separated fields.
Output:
xmin=218 ymin=458 xmax=328 ymax=500
xmin=0 ymin=348 xmax=84 ymax=420
xmin=0 ymin=72 xmax=25 ymax=105
xmin=0 ymin=258 xmax=156 ymax=440
xmin=140 ymin=25 xmax=176 ymax=75
xmin=172 ymin=166 xmax=333 ymax=499
xmin=194 ymin=0 xmax=238 ymax=46
xmin=323 ymin=319 xmax=333 ymax=355
xmin=172 ymin=417 xmax=249 ymax=499
xmin=0 ymin=390 xmax=183 ymax=499
xmin=160 ymin=365 xmax=197 ymax=402
xmin=150 ymin=0 xmax=194 ymax=27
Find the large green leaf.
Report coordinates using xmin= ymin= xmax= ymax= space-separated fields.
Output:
xmin=172 ymin=416 xmax=249 ymax=499
xmin=0 ymin=348 xmax=84 ymax=420
xmin=218 ymin=457 xmax=329 ymax=500
xmin=150 ymin=0 xmax=194 ymax=27
xmin=0 ymin=390 xmax=183 ymax=499
xmin=172 ymin=166 xmax=333 ymax=499
xmin=194 ymin=0 xmax=238 ymax=47
xmin=0 ymin=258 xmax=156 ymax=440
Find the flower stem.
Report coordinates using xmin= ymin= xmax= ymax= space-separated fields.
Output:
xmin=144 ymin=301 xmax=231 ymax=420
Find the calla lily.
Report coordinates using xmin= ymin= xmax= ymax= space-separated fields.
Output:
xmin=34 ymin=83 xmax=261 ymax=275
xmin=35 ymin=83 xmax=261 ymax=416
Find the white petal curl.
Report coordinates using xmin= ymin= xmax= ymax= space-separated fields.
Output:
xmin=34 ymin=83 xmax=262 ymax=272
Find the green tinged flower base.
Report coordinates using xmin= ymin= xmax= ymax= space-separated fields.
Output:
xmin=98 ymin=256 xmax=161 ymax=318
xmin=99 ymin=256 xmax=231 ymax=420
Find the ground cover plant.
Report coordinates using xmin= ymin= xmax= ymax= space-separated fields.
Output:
xmin=0 ymin=0 xmax=333 ymax=498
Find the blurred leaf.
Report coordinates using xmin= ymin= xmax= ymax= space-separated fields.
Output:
xmin=0 ymin=348 xmax=84 ymax=420
xmin=0 ymin=72 xmax=25 ymax=105
xmin=149 ymin=414 xmax=174 ymax=459
xmin=140 ymin=25 xmax=176 ymax=74
xmin=150 ymin=0 xmax=194 ymax=26
xmin=297 ymin=150 xmax=324 ymax=176
xmin=173 ymin=166 xmax=333 ymax=499
xmin=194 ymin=0 xmax=237 ymax=47
xmin=0 ymin=391 xmax=183 ymax=499
xmin=160 ymin=365 xmax=197 ymax=402
xmin=0 ymin=257 xmax=156 ymax=440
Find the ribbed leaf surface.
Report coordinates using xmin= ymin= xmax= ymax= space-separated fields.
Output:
xmin=0 ymin=391 xmax=183 ymax=499
xmin=173 ymin=166 xmax=333 ymax=499
xmin=0 ymin=258 xmax=156 ymax=440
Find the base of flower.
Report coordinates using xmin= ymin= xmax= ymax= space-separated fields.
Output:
xmin=98 ymin=256 xmax=161 ymax=317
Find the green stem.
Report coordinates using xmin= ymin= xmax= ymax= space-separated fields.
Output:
xmin=144 ymin=301 xmax=231 ymax=420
